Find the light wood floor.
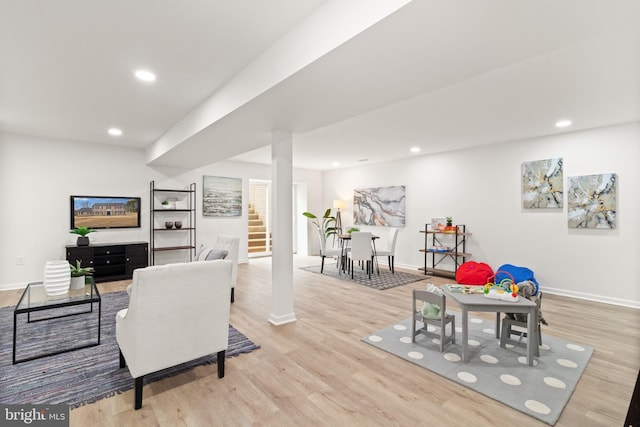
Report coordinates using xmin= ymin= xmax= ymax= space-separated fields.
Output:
xmin=2 ymin=256 xmax=638 ymax=427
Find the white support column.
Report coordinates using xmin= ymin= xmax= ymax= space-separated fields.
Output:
xmin=269 ymin=131 xmax=296 ymax=325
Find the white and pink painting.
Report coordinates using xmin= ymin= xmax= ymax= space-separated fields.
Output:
xmin=353 ymin=185 xmax=405 ymax=226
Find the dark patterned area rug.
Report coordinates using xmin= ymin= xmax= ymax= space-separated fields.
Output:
xmin=300 ymin=262 xmax=426 ymax=290
xmin=0 ymin=291 xmax=259 ymax=408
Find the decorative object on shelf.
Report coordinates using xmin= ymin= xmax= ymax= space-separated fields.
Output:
xmin=165 ymin=221 xmax=174 ymax=229
xmin=161 ymin=200 xmax=172 ymax=209
xmin=431 ymin=218 xmax=446 ymax=231
xmin=70 ymin=226 xmax=95 ymax=246
xmin=203 ymin=175 xmax=242 ymax=217
xmin=174 ymin=221 xmax=183 ymax=229
xmin=43 ymin=260 xmax=71 ymax=296
xmin=427 ymin=246 xmax=451 ymax=253
xmin=353 ymin=185 xmax=405 ymax=227
xmin=522 ymin=157 xmax=563 ymax=209
xmin=302 ymin=209 xmax=337 ymax=239
xmin=346 ymin=227 xmax=360 ymax=234
xmin=69 ymin=260 xmax=94 ymax=290
xmin=444 ymin=216 xmax=456 ymax=233
xmin=567 ymin=173 xmax=617 ymax=229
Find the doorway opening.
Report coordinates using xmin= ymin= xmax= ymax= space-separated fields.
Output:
xmin=248 ymin=180 xmax=272 ymax=257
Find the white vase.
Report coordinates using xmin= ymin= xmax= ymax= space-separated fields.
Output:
xmin=43 ymin=260 xmax=71 ymax=296
xmin=70 ymin=275 xmax=85 ymax=290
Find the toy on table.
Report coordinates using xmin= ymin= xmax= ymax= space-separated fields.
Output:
xmin=483 ymin=271 xmax=519 ymax=302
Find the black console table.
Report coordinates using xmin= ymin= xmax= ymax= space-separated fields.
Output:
xmin=66 ymin=241 xmax=148 ymax=283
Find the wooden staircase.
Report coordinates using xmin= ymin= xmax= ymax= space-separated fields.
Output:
xmin=248 ymin=204 xmax=272 ymax=253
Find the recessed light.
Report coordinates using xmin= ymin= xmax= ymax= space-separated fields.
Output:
xmin=555 ymin=119 xmax=572 ymax=128
xmin=410 ymin=147 xmax=420 ymax=153
xmin=358 ymin=158 xmax=369 ymax=162
xmin=108 ymin=128 xmax=122 ymax=136
xmin=134 ymin=69 xmax=156 ymax=82
xmin=332 ymin=161 xmax=340 ymax=167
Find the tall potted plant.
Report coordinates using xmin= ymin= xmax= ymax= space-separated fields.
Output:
xmin=302 ymin=209 xmax=338 ymax=239
xmin=70 ymin=226 xmax=95 ymax=246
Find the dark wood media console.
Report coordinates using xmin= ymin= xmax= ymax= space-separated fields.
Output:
xmin=66 ymin=242 xmax=148 ymax=283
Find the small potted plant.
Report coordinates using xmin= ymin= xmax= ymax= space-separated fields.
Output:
xmin=347 ymin=227 xmax=360 ymax=234
xmin=69 ymin=260 xmax=94 ymax=290
xmin=70 ymin=226 xmax=95 ymax=246
xmin=444 ymin=217 xmax=456 ymax=233
xmin=161 ymin=200 xmax=171 ymax=209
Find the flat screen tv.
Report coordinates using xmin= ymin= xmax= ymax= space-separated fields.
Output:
xmin=70 ymin=195 xmax=141 ymax=229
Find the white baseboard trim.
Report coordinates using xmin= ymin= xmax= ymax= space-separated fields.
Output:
xmin=0 ymin=282 xmax=28 ymax=292
xmin=542 ymin=286 xmax=640 ymax=310
xmin=269 ymin=312 xmax=296 ymax=326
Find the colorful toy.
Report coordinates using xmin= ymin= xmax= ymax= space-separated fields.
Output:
xmin=483 ymin=271 xmax=519 ymax=302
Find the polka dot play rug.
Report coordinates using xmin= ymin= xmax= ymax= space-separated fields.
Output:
xmin=362 ymin=315 xmax=592 ymax=425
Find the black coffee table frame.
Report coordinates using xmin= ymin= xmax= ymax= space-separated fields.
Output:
xmin=13 ymin=279 xmax=101 ymax=364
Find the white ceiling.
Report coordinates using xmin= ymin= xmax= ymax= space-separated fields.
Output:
xmin=1 ymin=0 xmax=639 ymax=171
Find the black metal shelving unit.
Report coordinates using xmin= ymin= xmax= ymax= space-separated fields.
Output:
xmin=149 ymin=181 xmax=196 ymax=265
xmin=418 ymin=224 xmax=471 ymax=279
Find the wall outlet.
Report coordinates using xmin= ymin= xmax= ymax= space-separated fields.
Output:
xmin=16 ymin=256 xmax=25 ymax=265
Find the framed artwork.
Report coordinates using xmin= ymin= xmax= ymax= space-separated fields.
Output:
xmin=203 ymin=176 xmax=242 ymax=217
xmin=522 ymin=158 xmax=563 ymax=208
xmin=353 ymin=185 xmax=405 ymax=227
xmin=567 ymin=173 xmax=617 ymax=229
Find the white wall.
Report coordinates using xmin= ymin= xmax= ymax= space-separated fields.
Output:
xmin=0 ymin=132 xmax=323 ymax=289
xmin=322 ymin=122 xmax=640 ymax=308
xmin=0 ymin=132 xmax=157 ymax=287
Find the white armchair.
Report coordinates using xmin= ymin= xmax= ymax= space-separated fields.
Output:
xmin=213 ymin=235 xmax=239 ymax=302
xmin=116 ymin=260 xmax=233 ymax=409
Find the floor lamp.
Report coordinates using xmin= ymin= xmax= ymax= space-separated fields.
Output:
xmin=333 ymin=199 xmax=345 ymax=236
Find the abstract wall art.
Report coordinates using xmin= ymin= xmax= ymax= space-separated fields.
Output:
xmin=567 ymin=173 xmax=617 ymax=229
xmin=353 ymin=185 xmax=405 ymax=227
xmin=522 ymin=158 xmax=563 ymax=208
xmin=203 ymin=175 xmax=242 ymax=217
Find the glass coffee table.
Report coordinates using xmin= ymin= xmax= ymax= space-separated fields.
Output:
xmin=13 ymin=278 xmax=101 ymax=364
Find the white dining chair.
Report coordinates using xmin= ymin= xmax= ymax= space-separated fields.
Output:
xmin=317 ymin=228 xmax=341 ymax=273
xmin=347 ymin=232 xmax=373 ymax=279
xmin=375 ymin=228 xmax=399 ymax=273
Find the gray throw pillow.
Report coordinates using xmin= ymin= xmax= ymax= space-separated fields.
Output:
xmin=196 ymin=245 xmax=228 ymax=261
xmin=205 ymin=249 xmax=228 ymax=260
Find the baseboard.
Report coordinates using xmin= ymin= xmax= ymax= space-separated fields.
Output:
xmin=0 ymin=282 xmax=28 ymax=292
xmin=269 ymin=312 xmax=296 ymax=325
xmin=542 ymin=286 xmax=640 ymax=310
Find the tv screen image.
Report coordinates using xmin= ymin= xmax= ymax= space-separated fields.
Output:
xmin=70 ymin=195 xmax=141 ymax=229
